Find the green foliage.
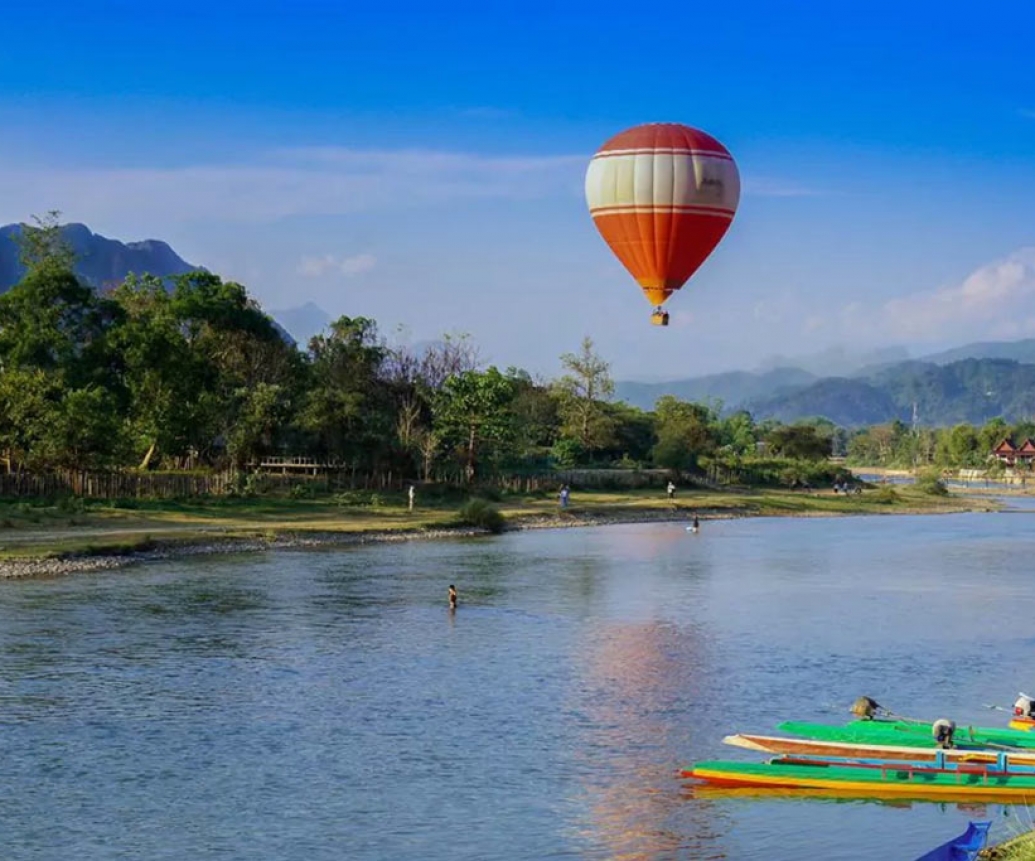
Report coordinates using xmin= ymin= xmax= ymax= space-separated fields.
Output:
xmin=7 ymin=215 xmax=1028 ymax=492
xmin=550 ymin=436 xmax=585 ymax=468
xmin=14 ymin=211 xmax=76 ymax=274
xmin=553 ymin=336 xmax=616 ymax=453
xmin=764 ymin=424 xmax=832 ymax=460
xmin=288 ymin=483 xmax=317 ymax=499
xmin=650 ymin=396 xmax=718 ymax=472
xmin=916 ymin=468 xmax=949 ymax=495
xmin=433 ymin=367 xmax=515 ymax=480
xmin=455 ymin=498 xmax=506 ymax=533
xmin=714 ymin=457 xmax=843 ymax=488
xmin=872 ymin=486 xmax=900 ymax=504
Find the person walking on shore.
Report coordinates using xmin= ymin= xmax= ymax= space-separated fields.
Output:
xmin=667 ymin=480 xmax=676 ymax=500
xmin=408 ymin=484 xmax=415 ymax=512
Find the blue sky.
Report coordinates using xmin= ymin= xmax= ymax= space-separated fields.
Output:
xmin=2 ymin=1 xmax=1035 ymax=379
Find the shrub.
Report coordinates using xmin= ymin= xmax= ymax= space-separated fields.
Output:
xmin=334 ymin=490 xmax=372 ymax=507
xmin=456 ymin=498 xmax=506 ymax=533
xmin=916 ymin=469 xmax=949 ymax=496
xmin=872 ymin=486 xmax=900 ymax=504
xmin=289 ymin=483 xmax=316 ymax=499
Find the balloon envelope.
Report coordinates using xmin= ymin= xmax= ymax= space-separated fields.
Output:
xmin=585 ymin=123 xmax=740 ymax=310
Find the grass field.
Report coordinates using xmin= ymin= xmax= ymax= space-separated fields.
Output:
xmin=0 ymin=484 xmax=993 ymax=561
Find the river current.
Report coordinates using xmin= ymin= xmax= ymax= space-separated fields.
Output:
xmin=3 ymin=506 xmax=1035 ymax=859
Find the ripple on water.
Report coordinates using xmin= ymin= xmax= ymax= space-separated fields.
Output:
xmin=1 ymin=517 xmax=1034 ymax=859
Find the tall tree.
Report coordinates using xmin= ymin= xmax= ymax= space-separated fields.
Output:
xmin=298 ymin=316 xmax=391 ymax=469
xmin=651 ymin=396 xmax=717 ymax=471
xmin=433 ymin=367 xmax=514 ymax=481
xmin=553 ymin=337 xmax=615 ymax=455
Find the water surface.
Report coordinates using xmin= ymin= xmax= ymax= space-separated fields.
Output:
xmin=3 ymin=509 xmax=1035 ymax=860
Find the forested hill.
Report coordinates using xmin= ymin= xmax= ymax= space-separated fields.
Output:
xmin=743 ymin=358 xmax=1035 ymax=426
xmin=615 ymin=366 xmax=816 ymax=410
xmin=0 ymin=222 xmax=199 ymax=291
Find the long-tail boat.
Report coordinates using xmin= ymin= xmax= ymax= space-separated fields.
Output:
xmin=683 ymin=756 xmax=1035 ymax=800
xmin=723 ymin=733 xmax=1035 ymax=765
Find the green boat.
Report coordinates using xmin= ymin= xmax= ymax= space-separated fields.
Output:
xmin=777 ymin=720 xmax=1035 ymax=750
xmin=686 ymin=758 xmax=1035 ymax=800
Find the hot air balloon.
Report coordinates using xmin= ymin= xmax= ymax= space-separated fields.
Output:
xmin=585 ymin=122 xmax=740 ymax=326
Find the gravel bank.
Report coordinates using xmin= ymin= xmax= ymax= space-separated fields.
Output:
xmin=0 ymin=501 xmax=988 ymax=579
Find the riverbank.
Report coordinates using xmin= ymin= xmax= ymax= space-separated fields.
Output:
xmin=0 ymin=486 xmax=997 ymax=578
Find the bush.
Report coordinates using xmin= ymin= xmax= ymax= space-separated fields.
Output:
xmin=872 ymin=486 xmax=900 ymax=504
xmin=916 ymin=469 xmax=949 ymax=496
xmin=289 ymin=483 xmax=317 ymax=499
xmin=456 ymin=498 xmax=506 ymax=533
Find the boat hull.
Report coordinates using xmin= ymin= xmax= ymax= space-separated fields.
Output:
xmin=686 ymin=759 xmax=1035 ymax=801
xmin=723 ymin=733 xmax=1035 ymax=765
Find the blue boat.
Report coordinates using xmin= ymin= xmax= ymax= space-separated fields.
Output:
xmin=914 ymin=821 xmax=991 ymax=861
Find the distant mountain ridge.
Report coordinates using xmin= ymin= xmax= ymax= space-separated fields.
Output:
xmin=615 ymin=367 xmax=817 ymax=411
xmin=0 ymin=222 xmax=201 ymax=291
xmin=617 ymin=341 xmax=1035 ymax=426
xmin=0 ymin=222 xmax=335 ymax=348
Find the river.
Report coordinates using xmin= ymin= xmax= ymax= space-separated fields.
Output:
xmin=3 ymin=506 xmax=1035 ymax=860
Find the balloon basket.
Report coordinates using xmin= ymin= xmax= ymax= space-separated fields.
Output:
xmin=650 ymin=310 xmax=670 ymax=326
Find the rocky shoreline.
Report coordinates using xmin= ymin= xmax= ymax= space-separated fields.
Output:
xmin=0 ymin=500 xmax=990 ymax=579
xmin=0 ymin=510 xmax=706 ymax=579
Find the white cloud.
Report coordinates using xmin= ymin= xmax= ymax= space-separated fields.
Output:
xmin=867 ymin=247 xmax=1035 ymax=342
xmin=298 ymin=252 xmax=377 ymax=278
xmin=0 ymin=144 xmax=814 ymax=236
xmin=0 ymin=147 xmax=585 ymax=234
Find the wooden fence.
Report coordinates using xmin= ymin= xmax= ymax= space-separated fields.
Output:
xmin=0 ymin=466 xmax=680 ymax=500
xmin=0 ymin=470 xmax=238 ymax=499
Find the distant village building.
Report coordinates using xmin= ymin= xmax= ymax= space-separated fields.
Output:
xmin=991 ymin=438 xmax=1035 ymax=467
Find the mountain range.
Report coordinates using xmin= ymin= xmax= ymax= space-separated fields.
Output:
xmin=0 ymin=222 xmax=325 ymax=346
xmin=616 ymin=348 xmax=1035 ymax=426
xmin=0 ymin=222 xmax=200 ymax=290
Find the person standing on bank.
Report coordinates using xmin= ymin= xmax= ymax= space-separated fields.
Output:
xmin=408 ymin=484 xmax=415 ymax=512
xmin=667 ymin=480 xmax=676 ymax=500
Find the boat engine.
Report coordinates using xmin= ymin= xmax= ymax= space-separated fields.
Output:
xmin=850 ymin=696 xmax=883 ymax=719
xmin=1014 ymin=695 xmax=1034 ymax=718
xmin=932 ymin=718 xmax=956 ymax=749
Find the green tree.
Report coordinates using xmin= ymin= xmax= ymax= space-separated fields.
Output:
xmin=298 ymin=316 xmax=391 ymax=469
xmin=0 ymin=252 xmax=125 ymax=470
xmin=433 ymin=367 xmax=515 ymax=481
xmin=13 ymin=211 xmax=76 ymax=274
xmin=717 ymin=410 xmax=758 ymax=455
xmin=553 ymin=337 xmax=615 ymax=455
xmin=110 ymin=275 xmax=202 ymax=468
xmin=503 ymin=368 xmax=559 ymax=467
xmin=764 ymin=424 xmax=832 ymax=461
xmin=171 ymin=272 xmax=303 ymax=465
xmin=650 ymin=396 xmax=717 ymax=471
